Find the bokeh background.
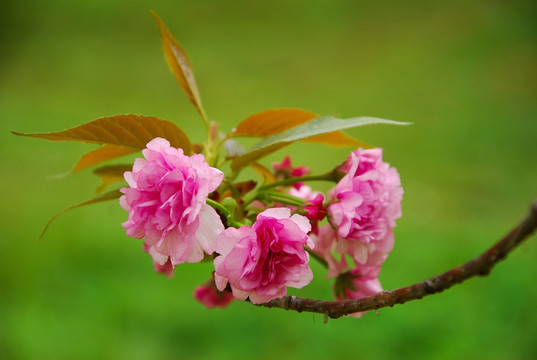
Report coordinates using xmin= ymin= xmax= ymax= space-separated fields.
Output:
xmin=1 ymin=0 xmax=536 ymax=359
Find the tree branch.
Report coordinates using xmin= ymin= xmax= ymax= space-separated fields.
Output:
xmin=259 ymin=200 xmax=537 ymax=319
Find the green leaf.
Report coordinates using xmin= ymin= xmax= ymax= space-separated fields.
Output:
xmin=250 ymin=116 xmax=408 ymax=151
xmin=12 ymin=114 xmax=192 ymax=154
xmin=231 ymin=116 xmax=408 ymax=170
xmin=150 ymin=11 xmax=207 ymax=123
xmin=40 ymin=189 xmax=123 ymax=239
xmin=93 ymin=164 xmax=132 ymax=193
xmin=233 ymin=108 xmax=372 ymax=147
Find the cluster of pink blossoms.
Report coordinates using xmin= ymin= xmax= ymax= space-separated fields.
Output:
xmin=313 ymin=148 xmax=403 ymax=314
xmin=120 ymin=138 xmax=402 ymax=314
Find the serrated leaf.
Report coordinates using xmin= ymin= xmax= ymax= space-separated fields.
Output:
xmin=231 ymin=116 xmax=408 ymax=170
xmin=72 ymin=145 xmax=138 ymax=173
xmin=93 ymin=164 xmax=132 ymax=193
xmin=250 ymin=116 xmax=408 ymax=151
xmin=234 ymin=108 xmax=317 ymax=137
xmin=151 ymin=11 xmax=207 ymax=120
xmin=234 ymin=108 xmax=370 ymax=148
xmin=12 ymin=114 xmax=192 ymax=154
xmin=40 ymin=189 xmax=122 ymax=239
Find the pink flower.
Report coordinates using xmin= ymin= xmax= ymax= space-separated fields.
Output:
xmin=289 ymin=185 xmax=325 ymax=235
xmin=214 ymin=208 xmax=314 ymax=304
xmin=334 ymin=268 xmax=383 ymax=317
xmin=327 ymin=148 xmax=402 ymax=264
xmin=120 ymin=137 xmax=224 ymax=267
xmin=336 ymin=270 xmax=383 ymax=298
xmin=309 ymin=224 xmax=348 ymax=279
xmin=194 ymin=281 xmax=235 ymax=309
xmin=272 ymin=156 xmax=310 ymax=189
xmin=153 ymin=260 xmax=174 ymax=277
xmin=143 ymin=243 xmax=174 ymax=277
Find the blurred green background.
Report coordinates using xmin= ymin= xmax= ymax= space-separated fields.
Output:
xmin=1 ymin=0 xmax=536 ymax=359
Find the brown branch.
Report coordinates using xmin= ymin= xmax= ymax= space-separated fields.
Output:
xmin=260 ymin=200 xmax=537 ymax=319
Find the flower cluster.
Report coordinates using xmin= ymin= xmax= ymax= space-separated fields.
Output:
xmin=16 ymin=14 xmax=407 ymax=318
xmin=120 ymin=139 xmax=403 ymax=316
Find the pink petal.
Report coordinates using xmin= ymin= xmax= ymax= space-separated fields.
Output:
xmin=194 ymin=204 xmax=224 ymax=255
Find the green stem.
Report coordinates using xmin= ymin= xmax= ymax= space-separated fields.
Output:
xmin=265 ymin=191 xmax=306 ymax=207
xmin=199 ymin=108 xmax=210 ymax=134
xmin=204 ymin=140 xmax=218 ymax=167
xmin=206 ymin=198 xmax=228 ymax=216
xmin=306 ymin=247 xmax=328 ymax=269
xmin=242 ymin=189 xmax=260 ymax=208
xmin=206 ymin=198 xmax=243 ymax=228
xmin=204 ymin=121 xmax=222 ymax=167
xmin=260 ymin=171 xmax=338 ymax=191
xmin=214 ymin=133 xmax=234 ymax=153
xmin=242 ymin=169 xmax=339 ymax=211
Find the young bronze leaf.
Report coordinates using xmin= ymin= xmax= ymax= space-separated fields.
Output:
xmin=40 ymin=189 xmax=122 ymax=239
xmin=249 ymin=116 xmax=409 ymax=151
xmin=150 ymin=11 xmax=207 ymax=121
xmin=12 ymin=114 xmax=192 ymax=154
xmin=304 ymin=132 xmax=371 ymax=148
xmin=72 ymin=145 xmax=138 ymax=173
xmin=93 ymin=164 xmax=132 ymax=193
xmin=234 ymin=108 xmax=317 ymax=137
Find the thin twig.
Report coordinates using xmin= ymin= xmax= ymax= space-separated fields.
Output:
xmin=260 ymin=200 xmax=537 ymax=319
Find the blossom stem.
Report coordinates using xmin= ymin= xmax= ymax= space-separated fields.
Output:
xmin=264 ymin=191 xmax=306 ymax=207
xmin=199 ymin=108 xmax=210 ymax=134
xmin=214 ymin=133 xmax=234 ymax=153
xmin=206 ymin=198 xmax=243 ymax=228
xmin=205 ymin=122 xmax=224 ymax=167
xmin=259 ymin=171 xmax=339 ymax=191
xmin=306 ymin=248 xmax=328 ymax=268
xmin=241 ymin=170 xmax=337 ymax=209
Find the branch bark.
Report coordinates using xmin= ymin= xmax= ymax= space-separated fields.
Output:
xmin=260 ymin=200 xmax=537 ymax=319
